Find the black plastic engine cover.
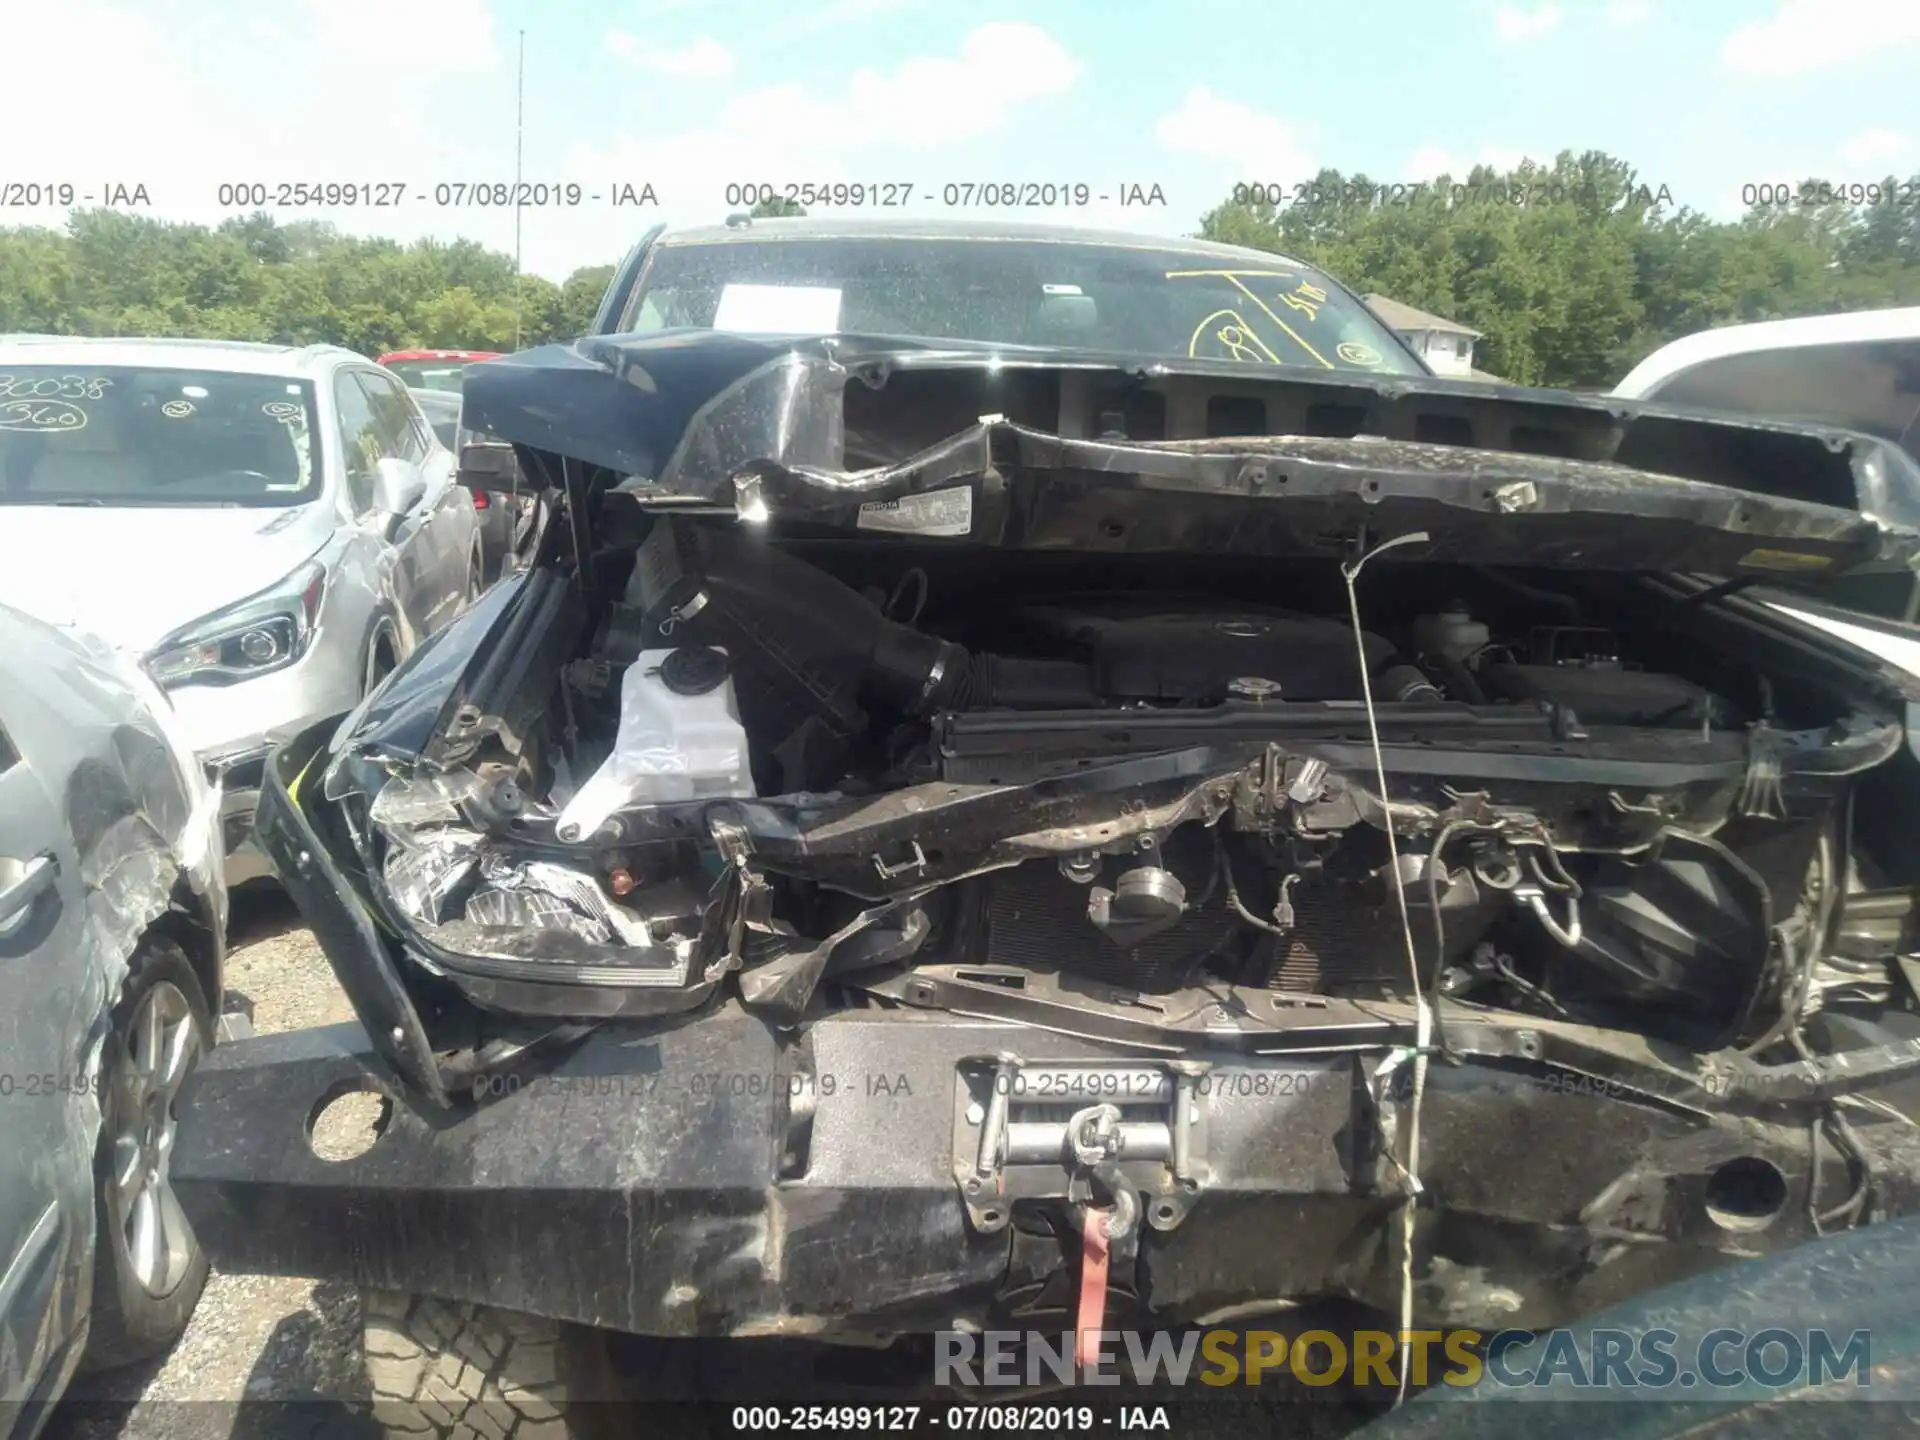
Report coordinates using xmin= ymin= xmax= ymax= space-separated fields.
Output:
xmin=1012 ymin=606 xmax=1394 ymax=704
xmin=1098 ymin=616 xmax=1387 ymax=701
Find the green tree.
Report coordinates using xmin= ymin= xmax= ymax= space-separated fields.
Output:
xmin=0 ymin=208 xmax=635 ymax=353
xmin=1197 ymin=151 xmax=1920 ymax=387
xmin=558 ymin=263 xmax=616 ymax=337
xmin=8 ymin=167 xmax=1918 ymax=385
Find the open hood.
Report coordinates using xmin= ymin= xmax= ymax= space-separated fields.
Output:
xmin=462 ymin=329 xmax=1920 ymax=576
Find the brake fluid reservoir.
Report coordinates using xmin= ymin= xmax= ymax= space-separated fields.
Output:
xmin=555 ymin=647 xmax=754 ymax=843
xmin=1409 ymin=608 xmax=1491 ymax=664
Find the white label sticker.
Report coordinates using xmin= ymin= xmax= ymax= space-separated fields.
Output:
xmin=712 ymin=283 xmax=843 ymax=335
xmin=856 ymin=485 xmax=973 ymax=537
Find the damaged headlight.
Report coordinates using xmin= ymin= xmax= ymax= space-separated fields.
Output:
xmin=147 ymin=560 xmax=326 ymax=688
xmin=372 ymin=774 xmax=690 ymax=983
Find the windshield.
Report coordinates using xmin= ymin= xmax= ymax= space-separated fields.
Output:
xmin=408 ymin=389 xmax=463 ymax=449
xmin=0 ymin=367 xmax=319 ymax=507
xmin=383 ymin=359 xmax=470 ymax=391
xmin=628 ymin=236 xmax=1424 ymax=377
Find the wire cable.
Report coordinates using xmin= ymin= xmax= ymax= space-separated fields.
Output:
xmin=1342 ymin=529 xmax=1432 ymax=1407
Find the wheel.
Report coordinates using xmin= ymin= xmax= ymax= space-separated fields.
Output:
xmin=81 ymin=938 xmax=214 ymax=1369
xmin=363 ymin=1291 xmax=620 ymax=1439
xmin=365 ymin=623 xmax=398 ymax=697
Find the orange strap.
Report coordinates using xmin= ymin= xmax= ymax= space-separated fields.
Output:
xmin=1075 ymin=1207 xmax=1110 ymax=1369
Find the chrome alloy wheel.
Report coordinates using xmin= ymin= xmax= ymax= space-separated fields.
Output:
xmin=109 ymin=980 xmax=203 ymax=1297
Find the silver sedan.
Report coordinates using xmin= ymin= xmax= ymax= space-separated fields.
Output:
xmin=0 ymin=601 xmax=227 ymax=1411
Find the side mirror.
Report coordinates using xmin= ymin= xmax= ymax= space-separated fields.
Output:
xmin=458 ymin=438 xmax=519 ymax=490
xmin=372 ymin=456 xmax=428 ymax=516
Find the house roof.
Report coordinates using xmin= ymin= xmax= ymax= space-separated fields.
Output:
xmin=1362 ymin=293 xmax=1483 ymax=337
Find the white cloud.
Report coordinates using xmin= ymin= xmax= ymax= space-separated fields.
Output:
xmin=604 ymin=34 xmax=735 ymax=78
xmin=1405 ymin=145 xmax=1538 ymax=180
xmin=0 ymin=0 xmax=520 ymax=272
xmin=1723 ymin=0 xmax=1920 ymax=75
xmin=838 ymin=21 xmax=1081 ymax=145
xmin=558 ymin=23 xmax=1090 ymax=268
xmin=781 ymin=0 xmax=913 ymax=30
xmin=1840 ymin=128 xmax=1915 ymax=172
xmin=1605 ymin=0 xmax=1651 ymax=24
xmin=1492 ymin=5 xmax=1562 ymax=42
xmin=303 ymin=0 xmax=499 ymax=73
xmin=572 ymin=21 xmax=1078 ymax=171
xmin=1154 ymin=88 xmax=1315 ymax=187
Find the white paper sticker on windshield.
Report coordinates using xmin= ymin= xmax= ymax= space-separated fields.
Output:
xmin=712 ymin=283 xmax=843 ymax=335
xmin=856 ymin=486 xmax=973 ymax=538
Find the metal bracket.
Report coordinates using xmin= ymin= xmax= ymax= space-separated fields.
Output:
xmin=952 ymin=1057 xmax=1211 ymax=1239
xmin=873 ymin=841 xmax=929 ymax=880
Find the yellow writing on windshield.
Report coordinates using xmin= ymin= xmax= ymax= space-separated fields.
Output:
xmin=1279 ymin=280 xmax=1329 ymax=321
xmin=1165 ymin=269 xmax=1334 ymax=369
xmin=1188 ymin=309 xmax=1282 ymax=364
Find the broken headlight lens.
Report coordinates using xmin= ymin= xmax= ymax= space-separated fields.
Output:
xmin=146 ymin=560 xmax=326 ymax=688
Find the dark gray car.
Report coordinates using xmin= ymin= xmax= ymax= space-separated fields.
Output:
xmin=0 ymin=603 xmax=225 ymax=1431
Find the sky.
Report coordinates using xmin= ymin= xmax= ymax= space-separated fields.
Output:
xmin=4 ymin=0 xmax=1916 ymax=281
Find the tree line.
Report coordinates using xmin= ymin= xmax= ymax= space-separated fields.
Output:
xmin=0 ymin=209 xmax=615 ymax=356
xmin=2 ymin=150 xmax=1915 ymax=387
xmin=1198 ymin=151 xmax=1920 ymax=388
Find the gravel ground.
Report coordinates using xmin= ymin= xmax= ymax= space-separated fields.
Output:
xmin=49 ymin=885 xmax=379 ymax=1440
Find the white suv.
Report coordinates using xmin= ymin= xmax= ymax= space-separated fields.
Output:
xmin=0 ymin=337 xmax=484 ymax=882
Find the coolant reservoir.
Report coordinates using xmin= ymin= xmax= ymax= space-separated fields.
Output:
xmin=555 ymin=647 xmax=755 ymax=842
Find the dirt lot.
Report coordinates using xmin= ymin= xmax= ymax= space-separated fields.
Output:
xmin=49 ymin=886 xmax=379 ymax=1440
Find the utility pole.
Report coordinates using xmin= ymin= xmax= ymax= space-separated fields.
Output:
xmin=512 ymin=27 xmax=526 ymax=351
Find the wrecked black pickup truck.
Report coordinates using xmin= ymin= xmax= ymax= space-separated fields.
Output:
xmin=172 ymin=220 xmax=1920 ymax=1435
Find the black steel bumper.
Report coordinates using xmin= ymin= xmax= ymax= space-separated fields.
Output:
xmin=169 ymin=1000 xmax=1916 ymax=1342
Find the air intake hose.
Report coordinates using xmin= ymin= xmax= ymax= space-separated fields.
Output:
xmin=631 ymin=519 xmax=1101 ymax=727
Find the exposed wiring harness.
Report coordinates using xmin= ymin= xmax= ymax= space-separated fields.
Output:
xmin=1216 ymin=827 xmax=1297 ymax=937
xmin=1731 ymin=795 xmax=1877 ymax=1236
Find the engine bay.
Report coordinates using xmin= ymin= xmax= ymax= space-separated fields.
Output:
xmin=340 ymin=513 xmax=1919 ymax=1074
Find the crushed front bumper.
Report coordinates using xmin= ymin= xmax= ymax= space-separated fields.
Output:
xmin=168 ymin=1001 xmax=1920 ymax=1342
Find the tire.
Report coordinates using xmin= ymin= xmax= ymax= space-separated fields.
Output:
xmin=365 ymin=621 xmax=398 ymax=698
xmin=363 ymin=1291 xmax=619 ymax=1439
xmin=81 ymin=938 xmax=214 ymax=1370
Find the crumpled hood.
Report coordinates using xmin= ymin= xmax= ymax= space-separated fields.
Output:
xmin=461 ymin=330 xmax=1920 ymax=575
xmin=0 ymin=503 xmax=336 ymax=653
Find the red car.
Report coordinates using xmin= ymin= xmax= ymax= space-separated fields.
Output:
xmin=374 ymin=348 xmax=502 ymax=393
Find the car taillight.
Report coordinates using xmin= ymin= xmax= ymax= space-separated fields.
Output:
xmin=471 ymin=489 xmax=490 ymax=509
